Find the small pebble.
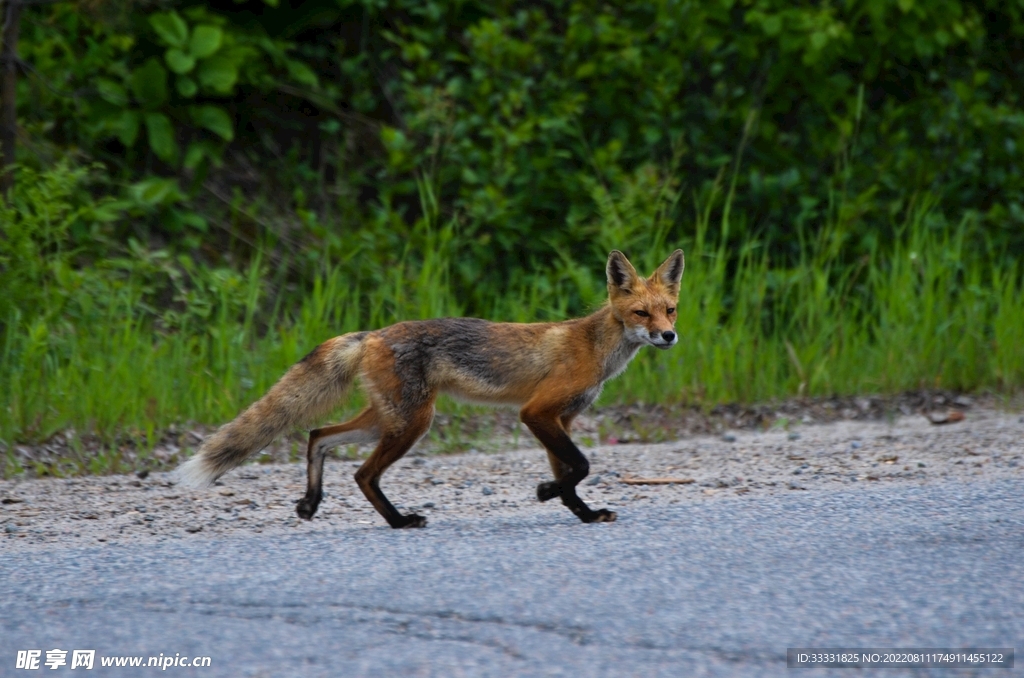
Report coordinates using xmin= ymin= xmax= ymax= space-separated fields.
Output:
xmin=722 ymin=434 xmax=737 ymax=443
xmin=918 ymin=462 xmax=926 ymax=468
xmin=586 ymin=475 xmax=601 ymax=486
xmin=481 ymin=486 xmax=494 ymax=496
xmin=788 ymin=432 xmax=801 ymax=441
xmin=851 ymin=441 xmax=862 ymax=449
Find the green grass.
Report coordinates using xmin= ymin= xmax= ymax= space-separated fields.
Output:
xmin=1 ymin=164 xmax=1023 ymax=477
xmin=610 ymin=217 xmax=1024 ymax=406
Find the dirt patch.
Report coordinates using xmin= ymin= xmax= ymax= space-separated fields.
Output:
xmin=2 ymin=405 xmax=1021 ymax=550
xmin=2 ymin=389 xmax=1006 ymax=477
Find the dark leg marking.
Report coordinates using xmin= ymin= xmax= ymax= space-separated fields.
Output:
xmin=354 ymin=404 xmax=434 ymax=529
xmin=296 ymin=408 xmax=377 ymax=520
xmin=541 ymin=412 xmax=577 ymax=490
xmin=537 ymin=480 xmax=561 ymax=502
xmin=523 ymin=414 xmax=616 ymax=524
xmin=296 ymin=429 xmax=326 ymax=519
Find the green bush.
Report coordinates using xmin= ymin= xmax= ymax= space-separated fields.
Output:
xmin=13 ymin=1 xmax=1024 ymax=301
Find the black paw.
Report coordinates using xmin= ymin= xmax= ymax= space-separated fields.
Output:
xmin=537 ymin=481 xmax=561 ymax=502
xmin=390 ymin=513 xmax=428 ymax=529
xmin=295 ymin=496 xmax=320 ymax=520
xmin=581 ymin=508 xmax=617 ymax=524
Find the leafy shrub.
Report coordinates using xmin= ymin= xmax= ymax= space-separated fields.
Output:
xmin=13 ymin=1 xmax=1024 ymax=295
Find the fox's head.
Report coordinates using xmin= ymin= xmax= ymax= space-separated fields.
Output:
xmin=606 ymin=249 xmax=684 ymax=350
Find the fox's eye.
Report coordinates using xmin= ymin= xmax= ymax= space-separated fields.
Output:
xmin=667 ymin=307 xmax=676 ymax=314
xmin=634 ymin=310 xmax=650 ymax=318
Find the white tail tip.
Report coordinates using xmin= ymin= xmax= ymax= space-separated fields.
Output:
xmin=174 ymin=455 xmax=217 ymax=489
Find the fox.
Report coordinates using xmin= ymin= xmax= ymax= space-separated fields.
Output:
xmin=175 ymin=249 xmax=684 ymax=528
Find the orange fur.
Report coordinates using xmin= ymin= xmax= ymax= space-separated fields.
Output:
xmin=176 ymin=250 xmax=684 ymax=528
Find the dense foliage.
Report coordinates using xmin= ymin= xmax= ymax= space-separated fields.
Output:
xmin=11 ymin=0 xmax=1024 ymax=301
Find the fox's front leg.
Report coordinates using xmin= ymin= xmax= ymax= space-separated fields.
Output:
xmin=520 ymin=406 xmax=616 ymax=524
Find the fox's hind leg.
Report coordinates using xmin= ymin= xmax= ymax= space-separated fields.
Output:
xmin=296 ymin=407 xmax=379 ymax=520
xmin=354 ymin=400 xmax=436 ymax=529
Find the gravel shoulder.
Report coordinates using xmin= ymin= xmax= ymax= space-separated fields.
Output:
xmin=2 ymin=407 xmax=1022 ymax=550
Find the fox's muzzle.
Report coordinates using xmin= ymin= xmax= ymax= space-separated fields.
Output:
xmin=650 ymin=330 xmax=677 ymax=349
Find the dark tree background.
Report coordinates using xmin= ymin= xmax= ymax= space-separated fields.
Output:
xmin=3 ymin=0 xmax=1023 ymax=313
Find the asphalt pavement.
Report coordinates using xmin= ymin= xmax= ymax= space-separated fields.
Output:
xmin=2 ymin=477 xmax=1021 ymax=677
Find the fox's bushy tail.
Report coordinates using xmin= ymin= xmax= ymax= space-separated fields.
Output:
xmin=175 ymin=333 xmax=366 ymax=488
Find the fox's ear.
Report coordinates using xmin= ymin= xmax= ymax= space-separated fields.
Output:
xmin=651 ymin=249 xmax=685 ymax=294
xmin=606 ymin=250 xmax=640 ymax=294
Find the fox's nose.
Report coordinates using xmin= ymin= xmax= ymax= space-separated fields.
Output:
xmin=661 ymin=331 xmax=676 ymax=343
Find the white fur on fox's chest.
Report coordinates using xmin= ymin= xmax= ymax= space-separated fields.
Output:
xmin=601 ymin=340 xmax=643 ymax=382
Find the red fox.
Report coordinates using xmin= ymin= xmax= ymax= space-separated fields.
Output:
xmin=176 ymin=249 xmax=684 ymax=528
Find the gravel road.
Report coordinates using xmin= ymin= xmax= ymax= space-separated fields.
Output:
xmin=2 ymin=408 xmax=1022 ymax=676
